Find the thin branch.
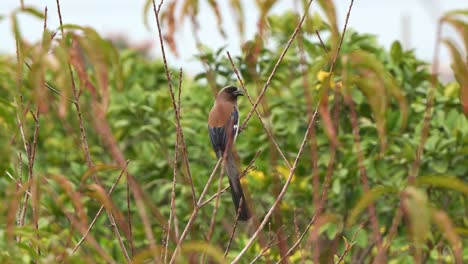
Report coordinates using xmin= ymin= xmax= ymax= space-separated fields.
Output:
xmin=315 ymin=30 xmax=329 ymax=55
xmin=164 ymin=69 xmax=183 ymax=263
xmin=224 ymin=197 xmax=245 ymax=258
xmin=108 ymin=208 xmax=132 ymax=263
xmin=70 ymin=161 xmax=130 ymax=255
xmin=249 ymin=229 xmax=286 ymax=264
xmin=46 ymin=185 xmax=116 ymax=264
xmin=329 ymin=0 xmax=354 ymax=73
xmin=30 ymin=109 xmax=40 ymax=256
xmin=345 ymin=94 xmax=382 ymax=246
xmin=6 ymin=171 xmax=31 ymax=197
xmin=232 ymin=108 xmax=319 ymax=263
xmin=168 ymin=159 xmax=223 ymax=264
xmin=15 ymin=153 xmax=23 ymax=242
xmin=126 ymin=170 xmax=134 ymax=257
xmin=277 ymin=147 xmax=337 ymax=264
xmin=297 ymin=17 xmax=321 ymax=263
xmin=239 ymin=0 xmax=316 ymax=131
xmin=17 ymin=110 xmax=40 ymax=246
xmin=335 ymin=223 xmax=364 ymax=264
xmin=276 ymin=1 xmax=356 ymax=260
xmin=203 ymin=160 xmax=226 ymax=259
xmin=56 ymin=0 xmax=94 ymax=171
xmin=199 ymin=149 xmax=261 ymax=208
xmin=152 ymin=0 xmax=197 ymax=206
xmin=55 ymin=1 xmax=132 ymax=259
xmin=25 ymin=63 xmax=78 ymax=104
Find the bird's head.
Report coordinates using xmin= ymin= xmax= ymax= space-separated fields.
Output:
xmin=217 ymin=86 xmax=244 ymax=102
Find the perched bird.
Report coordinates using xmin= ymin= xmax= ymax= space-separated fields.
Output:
xmin=208 ymin=86 xmax=251 ymax=221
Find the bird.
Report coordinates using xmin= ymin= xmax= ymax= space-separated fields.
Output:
xmin=208 ymin=86 xmax=251 ymax=221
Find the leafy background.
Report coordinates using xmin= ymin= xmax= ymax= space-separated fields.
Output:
xmin=0 ymin=0 xmax=467 ymax=263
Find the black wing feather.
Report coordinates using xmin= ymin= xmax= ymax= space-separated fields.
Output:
xmin=208 ymin=108 xmax=239 ymax=158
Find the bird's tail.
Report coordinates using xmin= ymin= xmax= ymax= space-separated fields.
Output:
xmin=224 ymin=151 xmax=251 ymax=221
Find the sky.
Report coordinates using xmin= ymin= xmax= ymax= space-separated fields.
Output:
xmin=1 ymin=0 xmax=466 ymax=74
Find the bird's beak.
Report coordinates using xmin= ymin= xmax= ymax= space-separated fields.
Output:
xmin=234 ymin=89 xmax=244 ymax=96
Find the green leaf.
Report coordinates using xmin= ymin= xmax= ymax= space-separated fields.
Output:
xmin=142 ymin=0 xmax=154 ymax=30
xmin=17 ymin=241 xmax=40 ymax=260
xmin=347 ymin=186 xmax=399 ymax=227
xmin=16 ymin=6 xmax=45 ymax=19
xmin=415 ymin=175 xmax=468 ymax=195
xmin=443 ymin=9 xmax=468 ymax=17
xmin=430 ymin=159 xmax=448 ymax=173
xmin=390 ymin=41 xmax=403 ymax=63
xmin=443 ymin=18 xmax=468 ymax=53
xmin=325 ymin=223 xmax=338 ymax=239
xmin=180 ymin=241 xmax=225 ymax=263
xmin=443 ymin=39 xmax=468 ymax=115
xmin=431 ymin=209 xmax=463 ymax=263
xmin=355 ymin=228 xmax=368 ymax=248
xmin=401 ymin=187 xmax=430 ymax=261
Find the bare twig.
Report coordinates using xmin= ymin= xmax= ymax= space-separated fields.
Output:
xmin=232 ymin=109 xmax=319 ymax=263
xmin=46 ymin=185 xmax=116 ymax=264
xmin=315 ymin=30 xmax=329 ymax=55
xmin=276 ymin=1 xmax=355 ymax=260
xmin=6 ymin=171 xmax=31 ymax=197
xmin=164 ymin=138 xmax=178 ymax=263
xmin=239 ymin=0 xmax=315 ymax=131
xmin=108 ymin=208 xmax=132 ymax=263
xmin=164 ymin=68 xmax=183 ymax=263
xmin=30 ymin=110 xmax=40 ymax=256
xmin=345 ymin=94 xmax=382 ymax=247
xmin=70 ymin=161 xmax=130 ymax=255
xmin=168 ymin=159 xmax=222 ymax=264
xmin=17 ymin=110 xmax=40 ymax=248
xmin=202 ymin=160 xmax=226 ymax=261
xmin=152 ymin=0 xmax=197 ymax=206
xmin=14 ymin=156 xmax=23 ymax=242
xmin=277 ymin=148 xmax=337 ymax=264
xmin=199 ymin=149 xmax=262 ymax=207
xmin=126 ymin=170 xmax=134 ymax=257
xmin=55 ymin=0 xmax=131 ymax=259
xmin=56 ymin=0 xmax=94 ymax=171
xmin=250 ymin=229 xmax=286 ymax=264
xmin=297 ymin=17 xmax=321 ymax=264
xmin=224 ymin=197 xmax=244 ymax=258
xmin=329 ymin=0 xmax=354 ymax=73
xmin=335 ymin=223 xmax=364 ymax=264
xmin=25 ymin=62 xmax=77 ymax=104
xmin=173 ymin=68 xmax=183 ymax=240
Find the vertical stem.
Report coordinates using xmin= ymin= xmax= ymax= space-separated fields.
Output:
xmin=345 ymin=94 xmax=382 ymax=248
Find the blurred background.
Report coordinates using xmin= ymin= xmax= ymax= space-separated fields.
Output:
xmin=1 ymin=0 xmax=467 ymax=263
xmin=1 ymin=0 xmax=466 ymax=77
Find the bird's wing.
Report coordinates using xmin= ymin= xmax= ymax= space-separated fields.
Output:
xmin=208 ymin=108 xmax=239 ymax=158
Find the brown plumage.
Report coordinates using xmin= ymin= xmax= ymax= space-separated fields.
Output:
xmin=208 ymin=86 xmax=251 ymax=221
